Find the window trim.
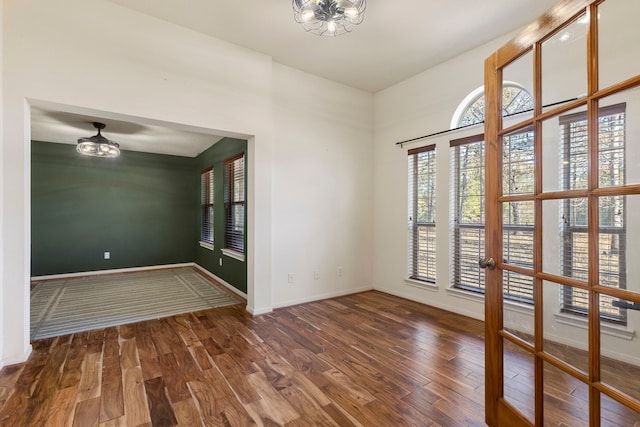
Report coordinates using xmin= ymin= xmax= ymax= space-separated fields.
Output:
xmin=199 ymin=166 xmax=214 ymax=249
xmin=221 ymin=248 xmax=245 ymax=262
xmin=408 ymin=144 xmax=437 ymax=284
xmin=559 ymin=103 xmax=627 ymax=324
xmin=450 ymin=134 xmax=486 ymax=294
xmin=224 ymin=153 xmax=246 ymax=254
xmin=450 ymin=82 xmax=534 ymax=129
xmin=450 ymin=133 xmax=534 ymax=304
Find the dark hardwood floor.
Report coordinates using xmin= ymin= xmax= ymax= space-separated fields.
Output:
xmin=0 ymin=290 xmax=638 ymax=426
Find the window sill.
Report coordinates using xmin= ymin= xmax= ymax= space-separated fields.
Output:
xmin=221 ymin=248 xmax=245 ymax=262
xmin=504 ymin=300 xmax=534 ymax=316
xmin=405 ymin=278 xmax=438 ymax=292
xmin=445 ymin=287 xmax=537 ymax=314
xmin=442 ymin=289 xmax=633 ymax=340
xmin=445 ymin=286 xmax=485 ymax=303
xmin=199 ymin=241 xmax=214 ymax=251
xmin=554 ymin=312 xmax=635 ymax=340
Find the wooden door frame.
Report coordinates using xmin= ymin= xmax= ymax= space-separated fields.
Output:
xmin=484 ymin=1 xmax=609 ymax=425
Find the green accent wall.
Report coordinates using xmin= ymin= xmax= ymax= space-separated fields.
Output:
xmin=31 ymin=141 xmax=196 ymax=276
xmin=194 ymin=138 xmax=247 ymax=293
xmin=31 ymin=139 xmax=248 ymax=293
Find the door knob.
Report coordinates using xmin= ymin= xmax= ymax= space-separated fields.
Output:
xmin=479 ymin=257 xmax=496 ymax=270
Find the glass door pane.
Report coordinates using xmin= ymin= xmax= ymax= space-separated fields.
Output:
xmin=542 ymin=280 xmax=589 ymax=373
xmin=541 ymin=106 xmax=591 ymax=193
xmin=541 ymin=15 xmax=588 ymax=110
xmin=503 ymin=50 xmax=535 ymax=125
xmin=599 ymin=87 xmax=640 ymax=186
xmin=542 ymin=198 xmax=589 ymax=282
xmin=599 ymin=295 xmax=640 ymax=402
xmin=543 ymin=361 xmax=590 ymax=425
xmin=598 ymin=0 xmax=640 ymax=90
xmin=503 ymin=272 xmax=535 ymax=344
xmin=601 ymin=393 xmax=640 ymax=426
xmin=503 ymin=339 xmax=535 ymax=424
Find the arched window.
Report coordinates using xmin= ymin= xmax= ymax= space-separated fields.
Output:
xmin=450 ymin=82 xmax=533 ymax=129
xmin=449 ymin=82 xmax=535 ymax=303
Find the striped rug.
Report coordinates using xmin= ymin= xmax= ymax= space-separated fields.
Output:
xmin=30 ymin=267 xmax=241 ymax=340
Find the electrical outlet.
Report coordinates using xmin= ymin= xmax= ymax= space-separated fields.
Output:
xmin=313 ymin=270 xmax=320 ymax=280
xmin=104 ymin=251 xmax=110 ymax=260
xmin=337 ymin=267 xmax=343 ymax=277
xmin=288 ymin=273 xmax=294 ymax=284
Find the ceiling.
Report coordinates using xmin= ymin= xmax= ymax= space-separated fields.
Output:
xmin=107 ymin=0 xmax=558 ymax=93
xmin=33 ymin=0 xmax=559 ymax=157
xmin=31 ymin=107 xmax=224 ymax=158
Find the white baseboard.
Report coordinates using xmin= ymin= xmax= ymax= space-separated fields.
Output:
xmin=1 ymin=344 xmax=32 ymax=368
xmin=30 ymin=264 xmax=377 ymax=320
xmin=374 ymin=285 xmax=484 ymax=322
xmin=192 ymin=264 xmax=248 ymax=300
xmin=31 ymin=263 xmax=194 ymax=281
xmin=273 ymin=285 xmax=373 ymax=309
xmin=246 ymin=305 xmax=273 ymax=316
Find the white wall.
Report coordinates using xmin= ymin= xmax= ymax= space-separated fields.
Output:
xmin=372 ymin=33 xmax=512 ymax=319
xmin=272 ymin=63 xmax=374 ymax=307
xmin=1 ymin=0 xmax=373 ymax=366
xmin=0 ymin=0 xmax=4 ymax=366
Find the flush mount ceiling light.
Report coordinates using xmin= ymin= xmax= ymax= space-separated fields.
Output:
xmin=77 ymin=122 xmax=120 ymax=158
xmin=293 ymin=0 xmax=366 ymax=36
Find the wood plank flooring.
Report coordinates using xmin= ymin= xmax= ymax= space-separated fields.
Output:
xmin=0 ymin=291 xmax=487 ymax=426
xmin=0 ymin=290 xmax=638 ymax=426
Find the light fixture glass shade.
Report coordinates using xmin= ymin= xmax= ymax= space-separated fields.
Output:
xmin=293 ymin=0 xmax=366 ymax=36
xmin=77 ymin=122 xmax=120 ymax=158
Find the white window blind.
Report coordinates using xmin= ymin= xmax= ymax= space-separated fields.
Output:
xmin=224 ymin=153 xmax=245 ymax=253
xmin=451 ymin=135 xmax=486 ymax=294
xmin=200 ymin=167 xmax=214 ymax=245
xmin=408 ymin=144 xmax=436 ymax=283
xmin=451 ymin=133 xmax=534 ymax=303
xmin=502 ymin=128 xmax=535 ymax=303
xmin=559 ymin=103 xmax=626 ymax=323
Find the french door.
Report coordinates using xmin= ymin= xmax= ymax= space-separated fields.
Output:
xmin=483 ymin=0 xmax=640 ymax=425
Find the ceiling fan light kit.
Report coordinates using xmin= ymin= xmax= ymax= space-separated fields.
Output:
xmin=293 ymin=0 xmax=366 ymax=36
xmin=77 ymin=122 xmax=121 ymax=158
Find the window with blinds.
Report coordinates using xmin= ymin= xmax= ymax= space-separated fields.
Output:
xmin=200 ymin=167 xmax=214 ymax=246
xmin=560 ymin=104 xmax=626 ymax=323
xmin=451 ymin=134 xmax=534 ymax=303
xmin=224 ymin=153 xmax=245 ymax=253
xmin=408 ymin=144 xmax=436 ymax=283
xmin=502 ymin=128 xmax=535 ymax=303
xmin=451 ymin=135 xmax=486 ymax=294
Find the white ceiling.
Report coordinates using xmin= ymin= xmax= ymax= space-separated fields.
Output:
xmin=107 ymin=0 xmax=559 ymax=93
xmin=31 ymin=107 xmax=224 ymax=158
xmin=33 ymin=0 xmax=559 ymax=157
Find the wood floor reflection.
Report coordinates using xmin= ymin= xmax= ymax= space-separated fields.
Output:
xmin=0 ymin=290 xmax=638 ymax=426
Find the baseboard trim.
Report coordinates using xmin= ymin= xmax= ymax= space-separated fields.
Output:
xmin=192 ymin=264 xmax=248 ymax=300
xmin=1 ymin=344 xmax=32 ymax=369
xmin=375 ymin=285 xmax=484 ymax=322
xmin=273 ymin=286 xmax=373 ymax=309
xmin=246 ymin=305 xmax=273 ymax=316
xmin=31 ymin=263 xmax=195 ymax=281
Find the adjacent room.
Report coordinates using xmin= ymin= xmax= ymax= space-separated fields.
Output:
xmin=1 ymin=0 xmax=639 ymax=425
xmin=29 ymin=107 xmax=248 ymax=340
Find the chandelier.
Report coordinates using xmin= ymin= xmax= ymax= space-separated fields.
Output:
xmin=293 ymin=0 xmax=366 ymax=36
xmin=77 ymin=122 xmax=120 ymax=158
